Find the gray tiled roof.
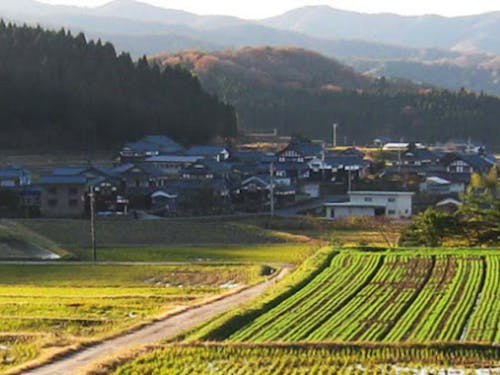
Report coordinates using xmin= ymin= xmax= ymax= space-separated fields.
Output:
xmin=0 ymin=167 xmax=31 ymax=178
xmin=185 ymin=145 xmax=228 ymax=157
xmin=38 ymin=175 xmax=87 ymax=185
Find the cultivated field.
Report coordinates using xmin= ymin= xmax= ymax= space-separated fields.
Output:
xmin=228 ymin=251 xmax=500 ymax=343
xmin=109 ymin=247 xmax=500 ymax=373
xmin=106 ymin=343 xmax=500 ymax=374
xmin=0 ymin=263 xmax=266 ymax=373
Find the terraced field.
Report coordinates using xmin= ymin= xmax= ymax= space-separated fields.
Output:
xmin=229 ymin=251 xmax=500 ymax=343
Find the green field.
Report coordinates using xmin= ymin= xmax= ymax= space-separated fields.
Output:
xmin=0 ymin=264 xmax=266 ymax=373
xmin=130 ymin=248 xmax=500 ymax=373
xmin=108 ymin=343 xmax=500 ymax=374
xmin=19 ymin=219 xmax=285 ymax=249
xmin=11 ymin=219 xmax=319 ymax=264
xmin=242 ymin=216 xmax=403 ymax=247
xmin=66 ymin=244 xmax=316 ymax=263
xmin=227 ymin=251 xmax=500 ymax=343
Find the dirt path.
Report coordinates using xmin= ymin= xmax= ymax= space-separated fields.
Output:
xmin=23 ymin=268 xmax=290 ymax=375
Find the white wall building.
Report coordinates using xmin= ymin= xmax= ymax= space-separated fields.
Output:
xmin=325 ymin=191 xmax=414 ymax=220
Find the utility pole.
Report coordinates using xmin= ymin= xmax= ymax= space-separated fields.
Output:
xmin=347 ymin=169 xmax=352 ymax=193
xmin=398 ymin=148 xmax=402 ymax=175
xmin=269 ymin=161 xmax=275 ymax=218
xmin=89 ymin=187 xmax=97 ymax=262
xmin=332 ymin=123 xmax=338 ymax=148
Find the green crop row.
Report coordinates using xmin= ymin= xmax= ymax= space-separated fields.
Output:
xmin=384 ymin=256 xmax=451 ymax=342
xmin=223 ymin=253 xmax=500 ymax=344
xmin=308 ymin=255 xmax=433 ymax=342
xmin=231 ymin=254 xmax=383 ymax=342
xmin=465 ymin=256 xmax=500 ymax=342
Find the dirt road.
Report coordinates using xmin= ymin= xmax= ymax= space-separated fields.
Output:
xmin=23 ymin=268 xmax=289 ymax=375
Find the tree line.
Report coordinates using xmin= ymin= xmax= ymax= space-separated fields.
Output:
xmin=173 ymin=50 xmax=500 ymax=148
xmin=0 ymin=22 xmax=237 ymax=151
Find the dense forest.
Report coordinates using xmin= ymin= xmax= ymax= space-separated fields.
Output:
xmin=156 ymin=48 xmax=500 ymax=148
xmin=0 ymin=22 xmax=237 ymax=151
xmin=351 ymin=58 xmax=500 ymax=97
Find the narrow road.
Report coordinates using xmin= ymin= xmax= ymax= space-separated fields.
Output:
xmin=23 ymin=268 xmax=290 ymax=375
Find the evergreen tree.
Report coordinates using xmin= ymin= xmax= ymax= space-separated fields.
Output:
xmin=0 ymin=23 xmax=237 ymax=151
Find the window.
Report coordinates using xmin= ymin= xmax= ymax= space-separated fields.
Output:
xmin=388 ymin=209 xmax=396 ymax=215
xmin=364 ymin=197 xmax=373 ymax=202
xmin=68 ymin=199 xmax=78 ymax=207
xmin=48 ymin=199 xmax=58 ymax=207
xmin=69 ymin=187 xmax=78 ymax=195
xmin=48 ymin=187 xmax=57 ymax=195
xmin=388 ymin=197 xmax=396 ymax=203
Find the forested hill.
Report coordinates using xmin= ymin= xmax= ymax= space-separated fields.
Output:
xmin=0 ymin=22 xmax=237 ymax=151
xmin=154 ymin=47 xmax=500 ymax=148
xmin=155 ymin=47 xmax=421 ymax=94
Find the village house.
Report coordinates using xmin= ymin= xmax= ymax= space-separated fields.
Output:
xmin=382 ymin=142 xmax=425 ymax=152
xmin=308 ymin=154 xmax=371 ymax=182
xmin=181 ymin=160 xmax=233 ymax=181
xmin=119 ymin=135 xmax=184 ymax=162
xmin=143 ymin=155 xmax=202 ymax=177
xmin=387 ymin=146 xmax=440 ymax=168
xmin=111 ymin=163 xmax=169 ymax=190
xmin=49 ymin=165 xmax=123 ymax=211
xmin=185 ymin=145 xmax=230 ymax=162
xmin=37 ymin=163 xmax=128 ymax=217
xmin=338 ymin=147 xmax=366 ymax=159
xmin=0 ymin=167 xmax=32 ymax=187
xmin=325 ymin=191 xmax=414 ymax=220
xmin=435 ymin=197 xmax=462 ymax=213
xmin=442 ymin=153 xmax=497 ymax=175
xmin=150 ymin=189 xmax=179 ymax=216
xmin=38 ymin=175 xmax=88 ymax=218
xmin=237 ymin=175 xmax=296 ymax=211
xmin=231 ymin=150 xmax=277 ymax=164
xmin=274 ymin=162 xmax=310 ymax=183
xmin=419 ymin=176 xmax=466 ymax=195
xmin=277 ymin=140 xmax=324 ymax=163
xmin=161 ymin=179 xmax=232 ymax=215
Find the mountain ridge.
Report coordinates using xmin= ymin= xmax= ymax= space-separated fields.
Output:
xmin=4 ymin=1 xmax=500 ymax=97
xmin=153 ymin=46 xmax=500 ymax=147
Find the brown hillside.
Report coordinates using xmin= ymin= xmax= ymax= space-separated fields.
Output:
xmin=153 ymin=46 xmax=375 ymax=92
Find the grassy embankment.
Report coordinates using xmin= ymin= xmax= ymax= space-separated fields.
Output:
xmin=16 ymin=219 xmax=319 ymax=263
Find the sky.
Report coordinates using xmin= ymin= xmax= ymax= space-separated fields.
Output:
xmin=38 ymin=0 xmax=500 ymax=19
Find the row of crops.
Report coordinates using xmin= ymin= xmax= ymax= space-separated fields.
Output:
xmin=229 ymin=253 xmax=500 ymax=343
xmin=111 ymin=344 xmax=500 ymax=374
